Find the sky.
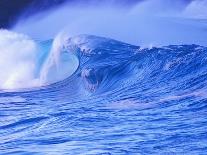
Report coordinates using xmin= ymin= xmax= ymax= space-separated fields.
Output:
xmin=1 ymin=0 xmax=206 ymax=46
xmin=0 ymin=0 xmax=193 ymax=28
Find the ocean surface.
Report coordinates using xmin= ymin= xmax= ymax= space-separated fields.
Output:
xmin=1 ymin=34 xmax=207 ymax=154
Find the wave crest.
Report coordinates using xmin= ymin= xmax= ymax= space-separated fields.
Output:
xmin=0 ymin=30 xmax=79 ymax=90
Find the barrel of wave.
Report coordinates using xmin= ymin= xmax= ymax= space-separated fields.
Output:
xmin=0 ymin=30 xmax=79 ymax=90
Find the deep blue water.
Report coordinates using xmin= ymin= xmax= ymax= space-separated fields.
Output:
xmin=1 ymin=35 xmax=207 ymax=154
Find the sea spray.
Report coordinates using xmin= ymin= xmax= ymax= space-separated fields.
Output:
xmin=0 ymin=30 xmax=78 ymax=90
xmin=39 ymin=32 xmax=79 ymax=85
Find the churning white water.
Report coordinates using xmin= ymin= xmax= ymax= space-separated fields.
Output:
xmin=0 ymin=30 xmax=79 ymax=90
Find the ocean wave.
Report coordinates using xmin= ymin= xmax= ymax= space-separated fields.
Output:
xmin=1 ymin=31 xmax=207 ymax=95
xmin=1 ymin=32 xmax=207 ymax=155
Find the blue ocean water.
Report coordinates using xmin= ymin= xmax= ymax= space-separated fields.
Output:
xmin=1 ymin=35 xmax=207 ymax=154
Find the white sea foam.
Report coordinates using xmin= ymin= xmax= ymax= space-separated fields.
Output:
xmin=0 ymin=30 xmax=39 ymax=89
xmin=0 ymin=30 xmax=78 ymax=90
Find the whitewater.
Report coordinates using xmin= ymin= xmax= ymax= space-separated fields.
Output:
xmin=1 ymin=0 xmax=207 ymax=154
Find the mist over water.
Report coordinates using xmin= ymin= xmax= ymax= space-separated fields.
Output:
xmin=13 ymin=0 xmax=207 ymax=46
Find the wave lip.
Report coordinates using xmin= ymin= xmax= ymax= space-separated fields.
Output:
xmin=39 ymin=33 xmax=79 ymax=86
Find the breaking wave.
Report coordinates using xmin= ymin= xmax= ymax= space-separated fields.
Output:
xmin=1 ymin=31 xmax=207 ymax=154
xmin=0 ymin=30 xmax=79 ymax=90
